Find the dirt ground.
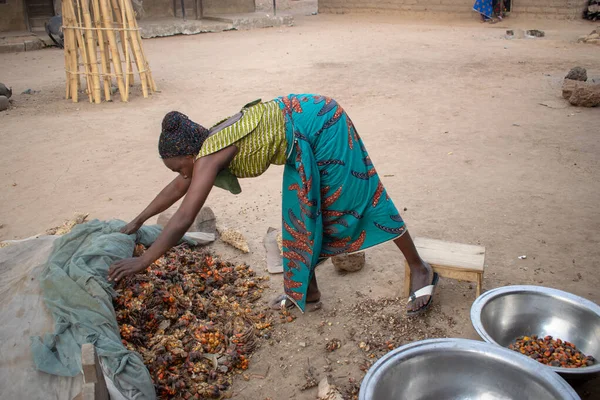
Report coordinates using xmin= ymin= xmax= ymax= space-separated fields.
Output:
xmin=1 ymin=4 xmax=600 ymax=399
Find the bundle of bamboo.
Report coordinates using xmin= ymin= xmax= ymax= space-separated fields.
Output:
xmin=62 ymin=0 xmax=157 ymax=103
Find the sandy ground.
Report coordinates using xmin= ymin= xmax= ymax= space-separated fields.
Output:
xmin=1 ymin=6 xmax=600 ymax=399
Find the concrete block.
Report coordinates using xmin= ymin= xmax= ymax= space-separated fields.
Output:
xmin=24 ymin=40 xmax=44 ymax=52
xmin=0 ymin=43 xmax=25 ymax=54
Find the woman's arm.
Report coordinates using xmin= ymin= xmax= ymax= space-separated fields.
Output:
xmin=108 ymin=145 xmax=238 ymax=282
xmin=121 ymin=175 xmax=192 ymax=234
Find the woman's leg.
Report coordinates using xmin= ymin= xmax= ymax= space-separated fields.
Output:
xmin=306 ymin=273 xmax=321 ymax=302
xmin=393 ymin=231 xmax=434 ymax=312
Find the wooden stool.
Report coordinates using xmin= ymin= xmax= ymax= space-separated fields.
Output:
xmin=404 ymin=237 xmax=486 ymax=298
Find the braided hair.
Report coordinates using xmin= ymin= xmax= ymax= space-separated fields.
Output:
xmin=158 ymin=111 xmax=209 ymax=159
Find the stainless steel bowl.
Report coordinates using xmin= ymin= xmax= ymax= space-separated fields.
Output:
xmin=471 ymin=285 xmax=600 ymax=380
xmin=359 ymin=338 xmax=579 ymax=400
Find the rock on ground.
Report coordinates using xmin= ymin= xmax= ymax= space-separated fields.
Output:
xmin=331 ymin=252 xmax=366 ymax=272
xmin=565 ymin=67 xmax=587 ymax=82
xmin=562 ymin=79 xmax=600 ymax=107
xmin=0 ymin=96 xmax=8 ymax=112
xmin=157 ymin=206 xmax=216 ymax=234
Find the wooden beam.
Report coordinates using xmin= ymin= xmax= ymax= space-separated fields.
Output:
xmin=81 ymin=344 xmax=109 ymax=400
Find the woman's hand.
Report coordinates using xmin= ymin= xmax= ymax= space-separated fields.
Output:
xmin=108 ymin=257 xmax=149 ymax=282
xmin=120 ymin=219 xmax=143 ymax=235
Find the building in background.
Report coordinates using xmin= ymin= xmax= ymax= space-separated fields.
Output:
xmin=318 ymin=0 xmax=588 ymax=19
xmin=0 ymin=0 xmax=256 ymax=32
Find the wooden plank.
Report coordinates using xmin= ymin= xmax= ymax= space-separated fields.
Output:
xmin=414 ymin=237 xmax=485 ymax=272
xmin=81 ymin=344 xmax=109 ymax=400
xmin=433 ymin=267 xmax=478 ymax=282
xmin=81 ymin=382 xmax=96 ymax=400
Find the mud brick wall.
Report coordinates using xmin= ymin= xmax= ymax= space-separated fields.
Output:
xmin=0 ymin=0 xmax=28 ymax=32
xmin=318 ymin=0 xmax=588 ymax=19
xmin=142 ymin=0 xmax=255 ymax=18
xmin=203 ymin=0 xmax=256 ymax=14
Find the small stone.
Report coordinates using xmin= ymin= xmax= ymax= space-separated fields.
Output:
xmin=331 ymin=252 xmax=365 ymax=273
xmin=565 ymin=67 xmax=587 ymax=82
xmin=299 ymin=341 xmax=307 ymax=348
xmin=526 ymin=29 xmax=545 ymax=37
xmin=588 ymin=33 xmax=600 ymax=40
xmin=0 ymin=96 xmax=8 ymax=112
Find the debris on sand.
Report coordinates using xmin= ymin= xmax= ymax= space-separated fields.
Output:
xmin=578 ymin=27 xmax=600 ymax=44
xmin=114 ymin=244 xmax=272 ymax=399
xmin=325 ymin=338 xmax=342 ymax=352
xmin=350 ymin=297 xmax=452 ymax=368
xmin=46 ymin=212 xmax=89 ymax=235
xmin=219 ymin=227 xmax=250 ymax=253
xmin=300 ymin=361 xmax=319 ymax=391
xmin=317 ymin=377 xmax=344 ymax=400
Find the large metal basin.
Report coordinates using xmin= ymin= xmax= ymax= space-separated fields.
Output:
xmin=471 ymin=285 xmax=600 ymax=380
xmin=359 ymin=338 xmax=579 ymax=400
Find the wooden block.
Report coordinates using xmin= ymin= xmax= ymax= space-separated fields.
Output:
xmin=81 ymin=344 xmax=109 ymax=400
xmin=81 ymin=382 xmax=96 ymax=400
xmin=404 ymin=237 xmax=486 ymax=298
xmin=413 ymin=237 xmax=485 ymax=272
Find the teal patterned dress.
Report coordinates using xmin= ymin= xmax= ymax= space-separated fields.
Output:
xmin=277 ymin=94 xmax=406 ymax=312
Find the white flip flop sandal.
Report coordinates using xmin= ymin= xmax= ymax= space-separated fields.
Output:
xmin=407 ymin=272 xmax=439 ymax=316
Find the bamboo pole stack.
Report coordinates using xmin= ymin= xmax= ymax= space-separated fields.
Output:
xmin=62 ymin=0 xmax=156 ymax=103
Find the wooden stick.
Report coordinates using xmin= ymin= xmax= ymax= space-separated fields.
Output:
xmin=91 ymin=0 xmax=111 ymax=101
xmin=81 ymin=344 xmax=109 ymax=400
xmin=63 ymin=0 xmax=80 ymax=102
xmin=62 ymin=1 xmax=72 ymax=99
xmin=121 ymin=0 xmax=130 ymax=101
xmin=125 ymin=3 xmax=156 ymax=92
xmin=102 ymin=18 xmax=112 ymax=94
xmin=74 ymin=0 xmax=93 ymax=102
xmin=122 ymin=0 xmax=148 ymax=97
xmin=99 ymin=0 xmax=126 ymax=101
xmin=80 ymin=0 xmax=102 ymax=103
xmin=110 ymin=0 xmax=134 ymax=85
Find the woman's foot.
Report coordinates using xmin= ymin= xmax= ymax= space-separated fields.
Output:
xmin=406 ymin=261 xmax=434 ymax=313
xmin=269 ymin=292 xmax=322 ymax=311
xmin=269 ymin=276 xmax=321 ymax=310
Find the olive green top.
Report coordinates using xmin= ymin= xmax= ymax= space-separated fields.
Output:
xmin=196 ymin=99 xmax=287 ymax=194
